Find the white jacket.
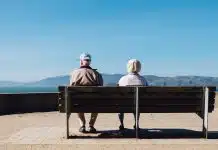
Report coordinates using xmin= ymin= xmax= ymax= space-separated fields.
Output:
xmin=118 ymin=73 xmax=148 ymax=86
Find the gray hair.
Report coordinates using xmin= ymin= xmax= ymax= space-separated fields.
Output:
xmin=127 ymin=59 xmax=141 ymax=73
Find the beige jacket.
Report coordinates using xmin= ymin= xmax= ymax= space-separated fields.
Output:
xmin=70 ymin=66 xmax=103 ymax=86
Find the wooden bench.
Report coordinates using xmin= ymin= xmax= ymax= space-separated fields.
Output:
xmin=58 ymin=86 xmax=216 ymax=139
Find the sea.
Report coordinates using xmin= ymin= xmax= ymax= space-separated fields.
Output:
xmin=0 ymin=87 xmax=58 ymax=94
xmin=0 ymin=86 xmax=217 ymax=94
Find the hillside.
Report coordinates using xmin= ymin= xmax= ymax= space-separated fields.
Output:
xmin=4 ymin=74 xmax=215 ymax=89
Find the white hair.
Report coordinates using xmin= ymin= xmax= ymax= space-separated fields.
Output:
xmin=127 ymin=59 xmax=141 ymax=73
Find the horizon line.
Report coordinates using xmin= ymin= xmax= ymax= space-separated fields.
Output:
xmin=1 ymin=73 xmax=218 ymax=83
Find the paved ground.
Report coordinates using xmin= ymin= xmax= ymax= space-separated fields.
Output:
xmin=0 ymin=94 xmax=217 ymax=149
xmin=0 ymin=109 xmax=218 ymax=149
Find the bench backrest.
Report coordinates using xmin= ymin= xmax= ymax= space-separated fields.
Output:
xmin=138 ymin=87 xmax=215 ymax=113
xmin=58 ymin=86 xmax=216 ymax=113
xmin=58 ymin=86 xmax=135 ymax=113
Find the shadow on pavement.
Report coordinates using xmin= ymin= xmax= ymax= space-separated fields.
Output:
xmin=69 ymin=128 xmax=218 ymax=139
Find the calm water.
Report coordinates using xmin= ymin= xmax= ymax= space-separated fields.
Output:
xmin=0 ymin=87 xmax=58 ymax=94
xmin=0 ymin=86 xmax=217 ymax=94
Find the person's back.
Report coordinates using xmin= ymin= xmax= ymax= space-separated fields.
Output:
xmin=117 ymin=59 xmax=148 ymax=131
xmin=118 ymin=73 xmax=148 ymax=86
xmin=70 ymin=66 xmax=103 ymax=86
xmin=69 ymin=53 xmax=103 ymax=133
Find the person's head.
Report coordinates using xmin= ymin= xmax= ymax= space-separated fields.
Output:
xmin=79 ymin=53 xmax=92 ymax=67
xmin=127 ymin=59 xmax=141 ymax=74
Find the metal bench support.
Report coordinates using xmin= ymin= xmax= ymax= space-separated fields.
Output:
xmin=65 ymin=86 xmax=70 ymax=139
xmin=203 ymin=87 xmax=209 ymax=139
xmin=135 ymin=87 xmax=139 ymax=139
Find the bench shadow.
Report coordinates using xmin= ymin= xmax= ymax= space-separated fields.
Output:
xmin=0 ymin=110 xmax=56 ymax=116
xmin=69 ymin=128 xmax=218 ymax=139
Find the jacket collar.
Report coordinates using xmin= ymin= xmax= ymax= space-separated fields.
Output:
xmin=80 ymin=66 xmax=92 ymax=69
xmin=128 ymin=72 xmax=139 ymax=75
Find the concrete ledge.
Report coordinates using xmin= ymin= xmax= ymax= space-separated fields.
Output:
xmin=0 ymin=93 xmax=58 ymax=115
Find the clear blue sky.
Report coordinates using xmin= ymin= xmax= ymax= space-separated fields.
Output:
xmin=0 ymin=0 xmax=218 ymax=82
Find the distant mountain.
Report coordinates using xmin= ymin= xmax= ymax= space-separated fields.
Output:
xmin=22 ymin=74 xmax=123 ymax=87
xmin=101 ymin=74 xmax=123 ymax=86
xmin=0 ymin=74 xmax=218 ymax=89
xmin=144 ymin=75 xmax=218 ymax=87
xmin=23 ymin=75 xmax=68 ymax=87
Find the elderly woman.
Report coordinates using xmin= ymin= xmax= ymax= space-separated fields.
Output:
xmin=117 ymin=59 xmax=148 ymax=130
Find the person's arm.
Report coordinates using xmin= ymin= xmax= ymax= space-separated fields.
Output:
xmin=69 ymin=72 xmax=73 ymax=86
xmin=145 ymin=80 xmax=149 ymax=86
xmin=69 ymin=71 xmax=77 ymax=86
xmin=117 ymin=80 xmax=120 ymax=87
xmin=142 ymin=76 xmax=149 ymax=86
xmin=98 ymin=73 xmax=104 ymax=86
xmin=117 ymin=76 xmax=125 ymax=86
xmin=94 ymin=70 xmax=104 ymax=86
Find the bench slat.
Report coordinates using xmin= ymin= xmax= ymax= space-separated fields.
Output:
xmin=139 ymin=86 xmax=215 ymax=92
xmin=68 ymin=106 xmax=214 ymax=113
xmin=59 ymin=86 xmax=134 ymax=93
xmin=70 ymin=98 xmax=201 ymax=105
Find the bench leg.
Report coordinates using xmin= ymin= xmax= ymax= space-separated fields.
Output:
xmin=202 ymin=87 xmax=209 ymax=139
xmin=135 ymin=115 xmax=139 ymax=139
xmin=135 ymin=87 xmax=139 ymax=139
xmin=203 ymin=117 xmax=208 ymax=139
xmin=65 ymin=86 xmax=71 ymax=139
xmin=66 ymin=112 xmax=71 ymax=139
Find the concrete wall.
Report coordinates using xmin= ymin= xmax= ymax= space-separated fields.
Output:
xmin=0 ymin=93 xmax=58 ymax=115
xmin=0 ymin=92 xmax=217 ymax=115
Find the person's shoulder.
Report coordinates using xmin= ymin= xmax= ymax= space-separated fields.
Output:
xmin=118 ymin=75 xmax=129 ymax=85
xmin=119 ymin=74 xmax=129 ymax=80
xmin=70 ymin=68 xmax=82 ymax=75
xmin=139 ymin=75 xmax=145 ymax=79
xmin=91 ymin=68 xmax=102 ymax=76
xmin=91 ymin=68 xmax=99 ymax=72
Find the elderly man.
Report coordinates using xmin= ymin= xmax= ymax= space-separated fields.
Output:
xmin=118 ymin=59 xmax=148 ymax=131
xmin=70 ymin=53 xmax=103 ymax=133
